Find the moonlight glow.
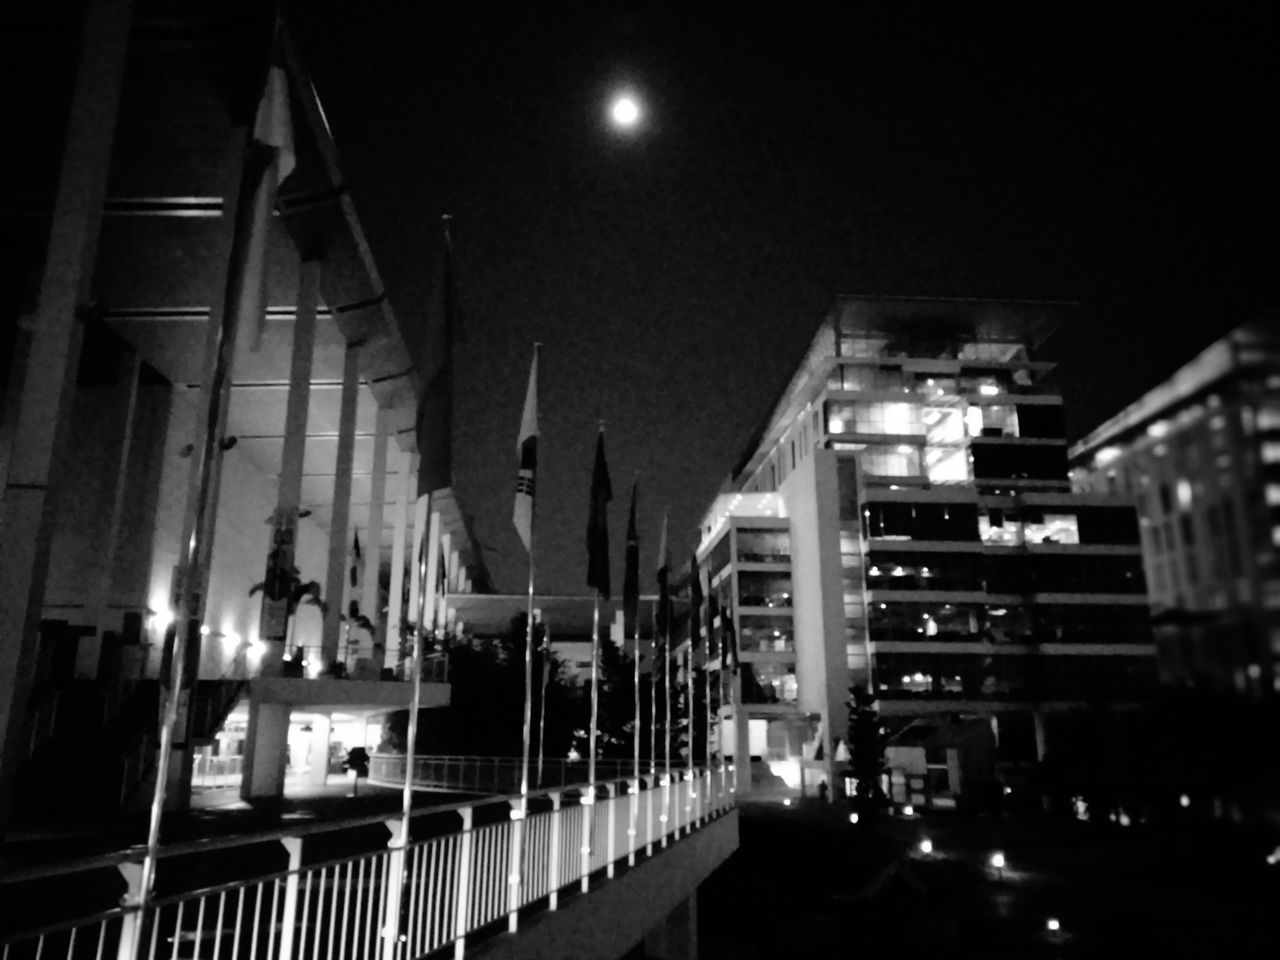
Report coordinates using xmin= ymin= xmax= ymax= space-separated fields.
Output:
xmin=609 ymin=94 xmax=641 ymax=128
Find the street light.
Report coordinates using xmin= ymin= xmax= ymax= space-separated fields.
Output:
xmin=918 ymin=838 xmax=933 ymax=855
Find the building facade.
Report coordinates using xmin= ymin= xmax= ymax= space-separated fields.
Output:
xmin=699 ymin=296 xmax=1155 ymax=806
xmin=1070 ymin=318 xmax=1280 ymax=697
xmin=0 ymin=3 xmax=487 ymax=826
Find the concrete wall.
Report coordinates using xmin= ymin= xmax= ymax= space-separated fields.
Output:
xmin=779 ymin=448 xmax=850 ymax=771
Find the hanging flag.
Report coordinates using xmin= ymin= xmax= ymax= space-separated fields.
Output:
xmin=722 ymin=599 xmax=740 ymax=671
xmin=622 ymin=481 xmax=640 ymax=636
xmin=513 ymin=346 xmax=539 ymax=553
xmin=245 ymin=45 xmax=296 ymax=352
xmin=586 ymin=429 xmax=613 ymax=598
xmin=705 ymin=588 xmax=719 ymax=662
xmin=347 ymin=529 xmax=363 ymax=620
xmin=688 ymin=553 xmax=703 ymax=648
xmin=655 ymin=510 xmax=671 ymax=638
xmin=416 ymin=217 xmax=458 ymax=498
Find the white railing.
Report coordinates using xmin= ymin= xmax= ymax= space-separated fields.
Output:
xmin=192 ymin=754 xmax=243 ymax=790
xmin=0 ymin=764 xmax=735 ymax=960
xmin=368 ymin=754 xmax=640 ymax=795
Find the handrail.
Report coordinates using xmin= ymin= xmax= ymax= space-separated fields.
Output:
xmin=0 ymin=763 xmax=737 ymax=960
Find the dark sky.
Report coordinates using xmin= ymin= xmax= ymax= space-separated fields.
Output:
xmin=293 ymin=3 xmax=1278 ymax=596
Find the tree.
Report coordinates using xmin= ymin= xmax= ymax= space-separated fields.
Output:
xmin=847 ymin=685 xmax=888 ymax=811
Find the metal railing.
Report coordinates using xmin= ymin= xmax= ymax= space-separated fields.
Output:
xmin=192 ymin=754 xmax=244 ymax=790
xmin=368 ymin=754 xmax=640 ymax=795
xmin=0 ymin=763 xmax=735 ymax=960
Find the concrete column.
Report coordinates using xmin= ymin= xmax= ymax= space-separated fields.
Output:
xmin=80 ymin=349 xmax=142 ymax=677
xmin=1033 ymin=711 xmax=1047 ymax=761
xmin=447 ymin=548 xmax=460 ymax=594
xmin=241 ymin=697 xmax=290 ymax=801
xmin=0 ymin=0 xmax=132 ymax=830
xmin=322 ymin=342 xmax=360 ymax=667
xmin=305 ymin=713 xmax=332 ymax=788
xmin=258 ymin=259 xmax=319 ymax=670
xmin=438 ymin=532 xmax=452 ymax=595
xmin=407 ymin=456 xmax=425 ymax=630
xmin=644 ymin=895 xmax=698 ymax=960
xmin=364 ymin=406 xmax=389 ymax=629
xmin=385 ymin=445 xmax=411 ymax=672
xmin=732 ymin=674 xmax=749 ymax=798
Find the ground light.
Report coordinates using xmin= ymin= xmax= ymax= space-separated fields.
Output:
xmin=990 ymin=851 xmax=1006 ymax=872
xmin=918 ymin=838 xmax=933 ymax=854
xmin=848 ymin=812 xmax=859 ymax=825
xmin=1046 ymin=918 xmax=1061 ymax=932
xmin=1179 ymin=793 xmax=1191 ymax=808
xmin=608 ymin=93 xmax=642 ymax=129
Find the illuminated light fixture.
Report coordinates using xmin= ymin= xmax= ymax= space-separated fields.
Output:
xmin=609 ymin=93 xmax=642 ymax=128
xmin=1094 ymin=445 xmax=1122 ymax=467
xmin=1179 ymin=794 xmax=1191 ymax=808
xmin=901 ymin=675 xmax=912 ymax=683
xmin=901 ymin=804 xmax=914 ymax=817
xmin=922 ymin=613 xmax=931 ymax=620
xmin=926 ymin=378 xmax=935 ymax=386
xmin=897 ymin=444 xmax=914 ymax=454
xmin=918 ymin=838 xmax=933 ymax=854
xmin=1002 ymin=786 xmax=1012 ymax=796
xmin=979 ymin=384 xmax=1000 ymax=396
xmin=149 ymin=606 xmax=174 ymax=634
xmin=868 ymin=566 xmax=881 ymax=577
xmin=1147 ymin=420 xmax=1169 ymax=438
xmin=1046 ymin=918 xmax=1060 ymax=932
xmin=199 ymin=625 xmax=211 ymax=636
xmin=783 ymin=798 xmax=792 ymax=807
xmin=848 ymin=812 xmax=859 ymax=824
xmin=829 ymin=419 xmax=846 ymax=435
xmin=249 ymin=640 xmax=265 ymax=656
xmin=989 ymin=851 xmax=1006 ymax=870
xmin=919 ymin=566 xmax=930 ymax=576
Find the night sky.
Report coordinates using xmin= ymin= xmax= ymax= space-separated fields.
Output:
xmin=293 ymin=3 xmax=1277 ymax=596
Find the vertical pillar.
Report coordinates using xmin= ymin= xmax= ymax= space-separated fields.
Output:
xmin=259 ymin=258 xmax=318 ymax=673
xmin=277 ymin=838 xmax=303 ymax=960
xmin=305 ymin=713 xmax=332 ymax=788
xmin=80 ymin=349 xmax=142 ymax=677
xmin=605 ymin=782 xmax=617 ymax=878
xmin=407 ymin=456 xmax=424 ymax=637
xmin=365 ymin=406 xmax=389 ymax=639
xmin=733 ymin=673 xmax=749 ymax=797
xmin=385 ymin=445 xmax=410 ymax=672
xmin=240 ymin=696 xmax=290 ymax=800
xmin=438 ymin=532 xmax=452 ymax=595
xmin=322 ymin=342 xmax=360 ymax=667
xmin=547 ymin=792 xmax=562 ymax=911
xmin=0 ymin=0 xmax=132 ymax=830
xmin=451 ymin=807 xmax=474 ymax=960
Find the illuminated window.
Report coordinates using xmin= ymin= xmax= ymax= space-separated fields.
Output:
xmin=1262 ymin=442 xmax=1280 ymax=465
xmin=1258 ymin=404 xmax=1280 ymax=431
xmin=1266 ymin=484 xmax=1280 ymax=507
xmin=1023 ymin=513 xmax=1079 ymax=545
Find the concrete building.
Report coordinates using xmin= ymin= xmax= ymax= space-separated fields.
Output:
xmin=0 ymin=2 xmax=487 ymax=827
xmin=1070 ymin=317 xmax=1280 ymax=697
xmin=698 ymin=296 xmax=1156 ymax=807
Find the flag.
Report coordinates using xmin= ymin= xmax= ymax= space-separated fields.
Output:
xmin=722 ymin=599 xmax=740 ymax=670
xmin=586 ymin=429 xmax=612 ymax=598
xmin=655 ymin=510 xmax=671 ymax=638
xmin=688 ymin=553 xmax=703 ymax=648
xmin=347 ymin=529 xmax=363 ymax=620
xmin=245 ymin=48 xmax=296 ymax=352
xmin=513 ymin=346 xmax=539 ymax=553
xmin=705 ymin=588 xmax=719 ymax=662
xmin=622 ymin=481 xmax=639 ymax=636
xmin=416 ymin=218 xmax=457 ymax=497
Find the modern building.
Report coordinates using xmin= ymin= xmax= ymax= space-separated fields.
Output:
xmin=1070 ymin=317 xmax=1280 ymax=697
xmin=697 ymin=296 xmax=1156 ymax=807
xmin=0 ymin=4 xmax=487 ymax=827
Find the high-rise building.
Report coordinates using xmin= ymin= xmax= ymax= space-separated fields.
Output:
xmin=1069 ymin=318 xmax=1280 ymax=697
xmin=699 ymin=296 xmax=1155 ymax=806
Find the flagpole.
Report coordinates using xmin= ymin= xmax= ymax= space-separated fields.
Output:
xmin=536 ymin=623 xmax=550 ymax=787
xmin=512 ymin=478 xmax=536 ymax=928
xmin=582 ymin=592 xmax=601 ymax=891
xmin=649 ymin=598 xmax=657 ymax=778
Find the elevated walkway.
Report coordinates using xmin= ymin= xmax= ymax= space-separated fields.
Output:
xmin=0 ymin=763 xmax=736 ymax=960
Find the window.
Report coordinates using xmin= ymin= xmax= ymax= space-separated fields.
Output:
xmin=1263 ymin=442 xmax=1280 ymax=464
xmin=738 ymin=572 xmax=793 ymax=609
xmin=736 ymin=530 xmax=790 ymax=564
xmin=827 ymin=400 xmax=923 ymax=436
xmin=1023 ymin=512 xmax=1080 ymax=545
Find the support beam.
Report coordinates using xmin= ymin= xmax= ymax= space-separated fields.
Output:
xmin=365 ymin=405 xmax=389 ymax=643
xmin=0 ymin=0 xmax=133 ymax=831
xmin=385 ymin=446 xmax=411 ymax=673
xmin=258 ymin=257 xmax=318 ymax=672
xmin=322 ymin=342 xmax=360 ymax=667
